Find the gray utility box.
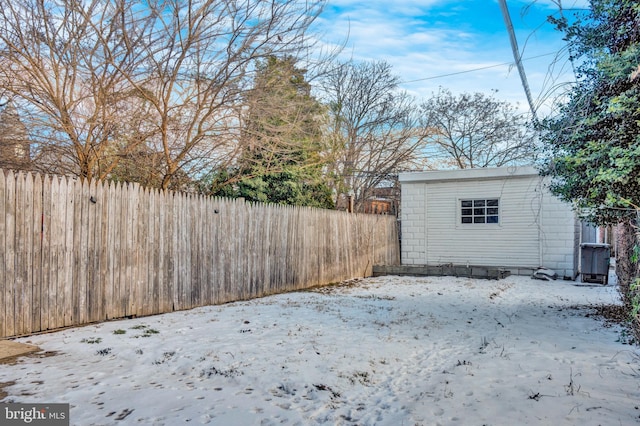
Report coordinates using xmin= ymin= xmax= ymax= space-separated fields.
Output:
xmin=580 ymin=243 xmax=611 ymax=285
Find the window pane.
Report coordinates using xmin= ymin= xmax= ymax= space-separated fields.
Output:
xmin=460 ymin=199 xmax=499 ymax=224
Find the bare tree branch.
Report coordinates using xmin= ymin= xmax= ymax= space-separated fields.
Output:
xmin=320 ymin=60 xmax=429 ymax=211
xmin=0 ymin=0 xmax=326 ymax=189
xmin=419 ymin=88 xmax=537 ymax=169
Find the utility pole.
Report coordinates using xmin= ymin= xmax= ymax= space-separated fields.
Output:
xmin=498 ymin=0 xmax=538 ymax=125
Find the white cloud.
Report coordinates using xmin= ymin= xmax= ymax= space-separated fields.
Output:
xmin=311 ymin=0 xmax=581 ymax=117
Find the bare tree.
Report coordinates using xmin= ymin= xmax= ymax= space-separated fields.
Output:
xmin=0 ymin=0 xmax=325 ymax=188
xmin=419 ymin=88 xmax=537 ymax=169
xmin=0 ymin=0 xmax=151 ymax=180
xmin=122 ymin=0 xmax=326 ymax=189
xmin=319 ymin=60 xmax=429 ymax=212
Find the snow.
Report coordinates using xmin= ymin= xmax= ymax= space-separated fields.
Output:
xmin=2 ymin=275 xmax=639 ymax=425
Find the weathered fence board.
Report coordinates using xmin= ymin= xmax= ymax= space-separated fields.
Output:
xmin=0 ymin=169 xmax=400 ymax=338
xmin=31 ymin=174 xmax=43 ymax=333
xmin=0 ymin=172 xmax=5 ymax=337
xmin=4 ymin=171 xmax=16 ymax=336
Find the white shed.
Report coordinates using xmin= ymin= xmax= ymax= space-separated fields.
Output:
xmin=398 ymin=165 xmax=582 ymax=279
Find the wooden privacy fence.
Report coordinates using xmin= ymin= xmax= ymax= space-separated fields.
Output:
xmin=0 ymin=170 xmax=400 ymax=338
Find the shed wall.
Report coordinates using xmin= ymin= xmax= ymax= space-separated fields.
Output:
xmin=539 ymin=187 xmax=580 ymax=278
xmin=400 ymin=182 xmax=427 ymax=263
xmin=400 ymin=171 xmax=577 ymax=277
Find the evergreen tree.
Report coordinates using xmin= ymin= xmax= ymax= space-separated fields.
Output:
xmin=211 ymin=56 xmax=333 ymax=208
xmin=539 ymin=0 xmax=640 ymax=225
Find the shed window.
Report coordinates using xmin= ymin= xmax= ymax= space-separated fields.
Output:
xmin=460 ymin=199 xmax=499 ymax=224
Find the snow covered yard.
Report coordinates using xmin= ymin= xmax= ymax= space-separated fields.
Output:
xmin=1 ymin=275 xmax=639 ymax=425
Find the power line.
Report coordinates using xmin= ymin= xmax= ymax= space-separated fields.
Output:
xmin=401 ymin=52 xmax=557 ymax=84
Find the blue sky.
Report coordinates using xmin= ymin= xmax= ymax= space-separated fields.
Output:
xmin=313 ymin=0 xmax=590 ymax=117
